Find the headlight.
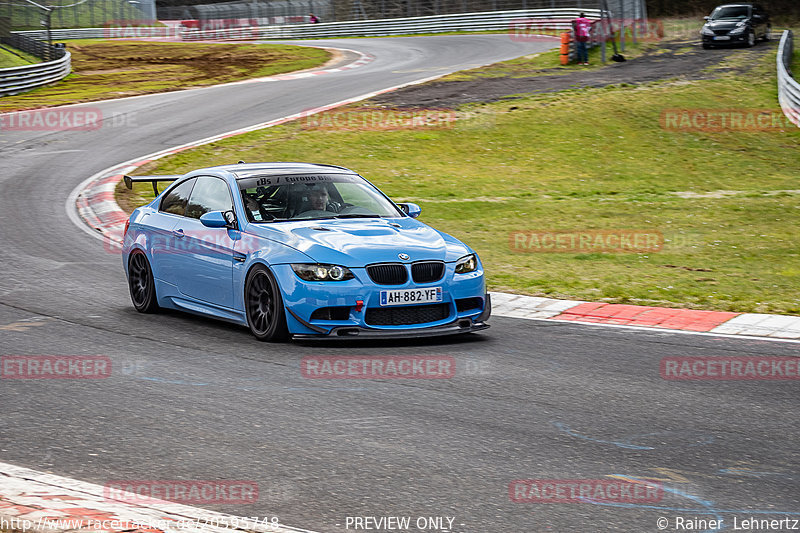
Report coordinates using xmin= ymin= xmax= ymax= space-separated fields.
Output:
xmin=701 ymin=26 xmax=714 ymax=36
xmin=292 ymin=264 xmax=354 ymax=281
xmin=455 ymin=254 xmax=478 ymax=274
xmin=729 ymin=22 xmax=747 ymax=34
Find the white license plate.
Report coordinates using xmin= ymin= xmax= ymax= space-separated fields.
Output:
xmin=714 ymin=36 xmax=731 ymax=40
xmin=380 ymin=287 xmax=442 ymax=306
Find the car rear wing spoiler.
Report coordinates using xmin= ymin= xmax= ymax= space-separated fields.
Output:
xmin=123 ymin=174 xmax=182 ymax=195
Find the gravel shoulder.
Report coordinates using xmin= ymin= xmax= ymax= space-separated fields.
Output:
xmin=370 ymin=39 xmax=778 ymax=108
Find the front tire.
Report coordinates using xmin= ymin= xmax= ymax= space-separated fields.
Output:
xmin=746 ymin=30 xmax=756 ymax=47
xmin=128 ymin=250 xmax=159 ymax=313
xmin=245 ymin=264 xmax=289 ymax=342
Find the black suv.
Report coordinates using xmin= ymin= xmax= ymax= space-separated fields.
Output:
xmin=701 ymin=3 xmax=771 ymax=48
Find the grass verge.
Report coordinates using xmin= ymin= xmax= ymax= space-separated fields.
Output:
xmin=0 ymin=45 xmax=39 ymax=68
xmin=441 ymin=36 xmax=654 ymax=81
xmin=121 ymin=40 xmax=800 ymax=315
xmin=0 ymin=39 xmax=330 ymax=112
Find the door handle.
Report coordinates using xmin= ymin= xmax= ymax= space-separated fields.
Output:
xmin=172 ymin=229 xmax=185 ymax=238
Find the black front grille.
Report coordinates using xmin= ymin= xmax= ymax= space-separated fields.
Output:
xmin=365 ymin=303 xmax=450 ymax=326
xmin=310 ymin=307 xmax=351 ymax=321
xmin=713 ymin=29 xmax=730 ymax=35
xmin=366 ymin=263 xmax=408 ymax=285
xmin=411 ymin=261 xmax=445 ymax=283
xmin=455 ymin=297 xmax=483 ymax=312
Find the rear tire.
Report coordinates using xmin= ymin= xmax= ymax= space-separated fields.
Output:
xmin=702 ymin=43 xmax=711 ymax=49
xmin=128 ymin=250 xmax=159 ymax=313
xmin=245 ymin=264 xmax=289 ymax=342
xmin=763 ymin=26 xmax=771 ymax=42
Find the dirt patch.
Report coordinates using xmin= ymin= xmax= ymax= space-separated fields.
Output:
xmin=1 ymin=40 xmax=330 ymax=112
xmin=370 ymin=40 xmax=778 ymax=108
xmin=69 ymin=42 xmax=284 ymax=80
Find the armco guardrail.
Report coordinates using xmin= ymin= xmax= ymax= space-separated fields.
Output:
xmin=2 ymin=32 xmax=66 ymax=60
xmin=181 ymin=8 xmax=602 ymax=41
xmin=0 ymin=52 xmax=71 ymax=96
xmin=16 ymin=28 xmax=114 ymax=40
xmin=13 ymin=10 xmax=603 ymax=42
xmin=777 ymin=30 xmax=800 ymax=127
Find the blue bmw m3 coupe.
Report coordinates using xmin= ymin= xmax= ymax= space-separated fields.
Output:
xmin=122 ymin=162 xmax=490 ymax=341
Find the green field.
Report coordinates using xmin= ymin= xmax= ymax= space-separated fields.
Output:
xmin=123 ymin=40 xmax=800 ymax=315
xmin=0 ymin=39 xmax=330 ymax=111
xmin=0 ymin=45 xmax=39 ymax=68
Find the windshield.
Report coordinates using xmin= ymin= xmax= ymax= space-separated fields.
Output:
xmin=238 ymin=173 xmax=404 ymax=222
xmin=710 ymin=6 xmax=749 ymax=20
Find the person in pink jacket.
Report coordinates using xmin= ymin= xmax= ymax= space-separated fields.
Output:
xmin=573 ymin=13 xmax=592 ymax=65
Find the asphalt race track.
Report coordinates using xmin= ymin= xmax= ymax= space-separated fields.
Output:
xmin=1 ymin=35 xmax=798 ymax=533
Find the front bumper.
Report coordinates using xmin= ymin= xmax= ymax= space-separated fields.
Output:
xmin=273 ymin=261 xmax=489 ymax=336
xmin=293 ymin=318 xmax=490 ymax=340
xmin=702 ymin=33 xmax=748 ymax=45
xmin=292 ymin=294 xmax=491 ymax=339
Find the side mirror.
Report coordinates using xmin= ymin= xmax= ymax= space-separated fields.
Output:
xmin=703 ymin=16 xmax=710 ymax=20
xmin=200 ymin=210 xmax=230 ymax=228
xmin=223 ymin=210 xmax=237 ymax=228
xmin=397 ymin=202 xmax=422 ymax=218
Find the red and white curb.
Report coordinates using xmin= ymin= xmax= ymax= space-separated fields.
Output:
xmin=0 ymin=462 xmax=318 ymax=533
xmin=489 ymin=293 xmax=800 ymax=341
xmin=216 ymin=49 xmax=374 ymax=88
xmin=64 ymin=51 xmax=800 ymax=343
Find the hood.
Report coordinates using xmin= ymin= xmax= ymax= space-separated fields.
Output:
xmin=705 ymin=20 xmax=745 ymax=30
xmin=247 ymin=217 xmax=471 ymax=266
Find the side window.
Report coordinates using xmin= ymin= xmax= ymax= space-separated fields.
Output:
xmin=185 ymin=176 xmax=233 ymax=220
xmin=160 ymin=178 xmax=196 ymax=216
